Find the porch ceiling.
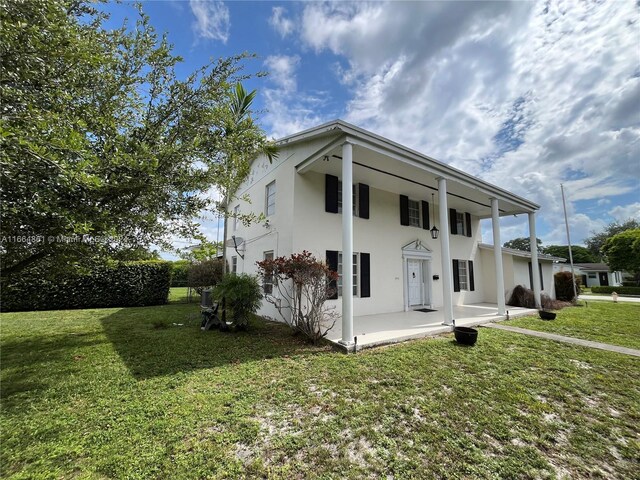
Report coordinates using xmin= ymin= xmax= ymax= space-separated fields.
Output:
xmin=297 ymin=140 xmax=537 ymax=218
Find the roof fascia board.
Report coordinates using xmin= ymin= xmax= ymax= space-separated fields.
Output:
xmin=279 ymin=119 xmax=539 ymax=212
xmin=478 ymin=243 xmax=565 ymax=262
xmin=347 ymin=135 xmax=538 ymax=212
xmin=296 ymin=135 xmax=346 ymax=174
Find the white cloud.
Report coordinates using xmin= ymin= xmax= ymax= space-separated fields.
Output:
xmin=264 ymin=54 xmax=300 ymax=92
xmin=269 ymin=6 xmax=294 ymax=38
xmin=190 ymin=0 xmax=230 ymax=43
xmin=610 ymin=202 xmax=640 ymax=222
xmin=262 ymin=55 xmax=328 ymax=138
xmin=291 ymin=0 xmax=639 ymax=240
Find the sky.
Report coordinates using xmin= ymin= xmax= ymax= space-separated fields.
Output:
xmin=103 ymin=1 xmax=640 ymax=258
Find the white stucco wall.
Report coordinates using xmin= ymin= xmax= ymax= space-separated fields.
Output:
xmin=226 ymin=136 xmax=539 ymax=319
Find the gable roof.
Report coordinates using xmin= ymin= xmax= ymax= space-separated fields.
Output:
xmin=278 ymin=119 xmax=540 ymax=213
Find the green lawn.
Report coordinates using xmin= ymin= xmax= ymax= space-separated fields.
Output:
xmin=504 ymin=301 xmax=640 ymax=350
xmin=1 ymin=301 xmax=639 ymax=479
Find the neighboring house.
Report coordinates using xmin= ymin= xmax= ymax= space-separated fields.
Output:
xmin=226 ymin=120 xmax=546 ymax=346
xmin=556 ymin=263 xmax=623 ymax=287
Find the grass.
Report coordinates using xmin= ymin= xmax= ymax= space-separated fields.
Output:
xmin=168 ymin=286 xmax=197 ymax=304
xmin=1 ymin=299 xmax=639 ymax=479
xmin=504 ymin=301 xmax=640 ymax=350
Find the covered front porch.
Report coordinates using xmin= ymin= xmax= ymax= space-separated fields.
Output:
xmin=326 ymin=303 xmax=537 ymax=350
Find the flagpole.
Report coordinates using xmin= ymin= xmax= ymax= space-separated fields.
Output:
xmin=561 ymin=184 xmax=578 ymax=300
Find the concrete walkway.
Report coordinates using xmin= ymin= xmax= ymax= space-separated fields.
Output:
xmin=484 ymin=323 xmax=640 ymax=357
xmin=579 ymin=295 xmax=640 ymax=303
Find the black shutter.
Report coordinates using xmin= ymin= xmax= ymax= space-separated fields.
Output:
xmin=421 ymin=201 xmax=430 ymax=230
xmin=359 ymin=183 xmax=370 ymax=219
xmin=465 ymin=212 xmax=472 ymax=237
xmin=326 ymin=250 xmax=338 ymax=299
xmin=453 ymin=259 xmax=460 ymax=292
xmin=450 ymin=208 xmax=458 ymax=235
xmin=469 ymin=260 xmax=475 ymax=292
xmin=325 ymin=175 xmax=339 ymax=213
xmin=400 ymin=195 xmax=410 ymax=226
xmin=539 ymin=263 xmax=544 ymax=290
xmin=360 ymin=253 xmax=370 ymax=298
xmin=528 ymin=262 xmax=533 ymax=289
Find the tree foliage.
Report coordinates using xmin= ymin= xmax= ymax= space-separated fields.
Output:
xmin=541 ymin=245 xmax=597 ymax=263
xmin=602 ymin=229 xmax=640 ymax=278
xmin=0 ymin=1 xmax=274 ymax=277
xmin=503 ymin=237 xmax=542 ymax=252
xmin=584 ymin=220 xmax=640 ymax=260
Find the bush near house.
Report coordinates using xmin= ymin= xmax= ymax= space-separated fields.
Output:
xmin=554 ymin=271 xmax=581 ymax=301
xmin=257 ymin=251 xmax=339 ymax=344
xmin=0 ymin=261 xmax=170 ymax=312
xmin=213 ymin=274 xmax=262 ymax=329
xmin=591 ymin=286 xmax=640 ymax=295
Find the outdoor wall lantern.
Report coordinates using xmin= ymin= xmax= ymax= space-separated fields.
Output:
xmin=430 ymin=193 xmax=439 ymax=239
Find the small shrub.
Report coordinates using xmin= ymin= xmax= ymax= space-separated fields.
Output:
xmin=213 ymin=274 xmax=262 ymax=329
xmin=592 ymin=286 xmax=640 ymax=295
xmin=506 ymin=285 xmax=568 ymax=310
xmin=187 ymin=259 xmax=224 ymax=294
xmin=256 ymin=251 xmax=339 ymax=344
xmin=554 ymin=271 xmax=581 ymax=301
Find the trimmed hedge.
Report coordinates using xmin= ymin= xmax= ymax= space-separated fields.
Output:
xmin=591 ymin=286 xmax=640 ymax=295
xmin=1 ymin=261 xmax=170 ymax=312
xmin=169 ymin=260 xmax=190 ymax=287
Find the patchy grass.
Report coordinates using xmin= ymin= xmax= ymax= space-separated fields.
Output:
xmin=505 ymin=301 xmax=640 ymax=350
xmin=1 ymin=303 xmax=639 ymax=479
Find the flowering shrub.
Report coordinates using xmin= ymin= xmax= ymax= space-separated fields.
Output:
xmin=256 ymin=251 xmax=339 ymax=344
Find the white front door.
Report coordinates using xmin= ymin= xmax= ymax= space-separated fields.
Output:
xmin=408 ymin=260 xmax=422 ymax=306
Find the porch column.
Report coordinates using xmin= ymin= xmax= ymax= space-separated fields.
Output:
xmin=437 ymin=177 xmax=454 ymax=325
xmin=491 ymin=198 xmax=506 ymax=315
xmin=529 ymin=212 xmax=542 ymax=308
xmin=340 ymin=141 xmax=354 ymax=346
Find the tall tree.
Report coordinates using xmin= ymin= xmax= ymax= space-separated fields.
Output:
xmin=503 ymin=237 xmax=542 ymax=252
xmin=602 ymin=229 xmax=640 ymax=282
xmin=0 ymin=1 xmax=274 ymax=276
xmin=541 ymin=245 xmax=597 ymax=263
xmin=584 ymin=219 xmax=640 ymax=260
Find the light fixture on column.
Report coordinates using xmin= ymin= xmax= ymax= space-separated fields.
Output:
xmin=430 ymin=192 xmax=439 ymax=239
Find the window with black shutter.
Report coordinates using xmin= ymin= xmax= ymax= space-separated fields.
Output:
xmin=326 ymin=250 xmax=338 ymax=299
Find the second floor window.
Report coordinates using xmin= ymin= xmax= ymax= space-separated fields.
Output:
xmin=408 ymin=200 xmax=421 ymax=227
xmin=265 ymin=181 xmax=276 ymax=216
xmin=456 ymin=212 xmax=466 ymax=236
xmin=233 ymin=205 xmax=240 ymax=231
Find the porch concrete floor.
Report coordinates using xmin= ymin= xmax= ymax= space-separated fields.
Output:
xmin=326 ymin=303 xmax=537 ymax=350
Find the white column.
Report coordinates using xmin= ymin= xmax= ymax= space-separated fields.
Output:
xmin=438 ymin=177 xmax=454 ymax=325
xmin=529 ymin=212 xmax=542 ymax=309
xmin=340 ymin=141 xmax=354 ymax=346
xmin=491 ymin=198 xmax=506 ymax=315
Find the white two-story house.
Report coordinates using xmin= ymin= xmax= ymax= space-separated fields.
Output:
xmin=226 ymin=120 xmax=553 ymax=347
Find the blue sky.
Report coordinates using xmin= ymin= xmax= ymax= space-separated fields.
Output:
xmin=103 ymin=1 xmax=640 ymax=257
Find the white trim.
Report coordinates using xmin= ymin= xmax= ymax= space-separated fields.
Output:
xmin=289 ymin=120 xmax=539 ymax=212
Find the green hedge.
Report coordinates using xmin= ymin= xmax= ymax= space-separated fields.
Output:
xmin=1 ymin=261 xmax=170 ymax=312
xmin=169 ymin=260 xmax=190 ymax=287
xmin=591 ymin=286 xmax=640 ymax=295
